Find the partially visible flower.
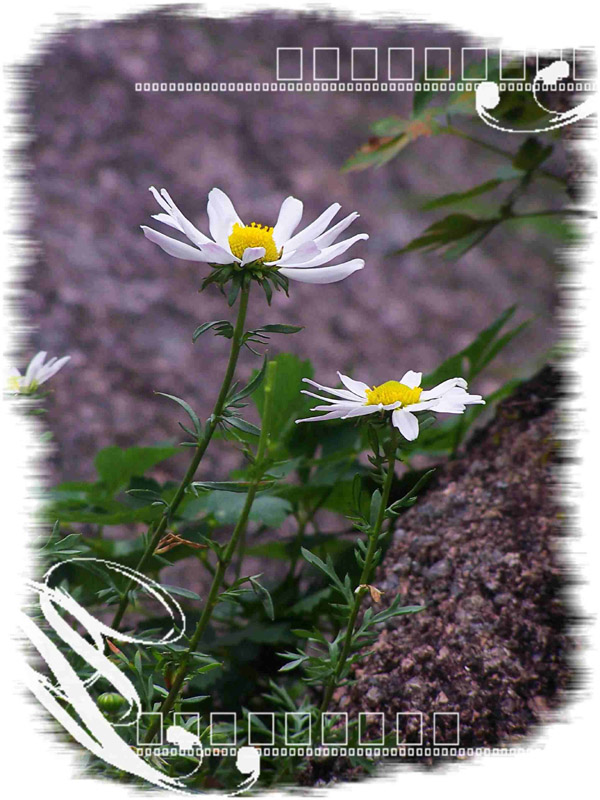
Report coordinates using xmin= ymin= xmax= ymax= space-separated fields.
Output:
xmin=7 ymin=351 xmax=70 ymax=395
xmin=141 ymin=187 xmax=367 ymax=284
xmin=296 ymin=370 xmax=485 ymax=441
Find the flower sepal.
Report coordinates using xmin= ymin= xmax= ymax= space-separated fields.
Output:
xmin=200 ymin=261 xmax=289 ymax=305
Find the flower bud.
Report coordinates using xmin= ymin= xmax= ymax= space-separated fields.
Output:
xmin=97 ymin=692 xmax=127 ymax=714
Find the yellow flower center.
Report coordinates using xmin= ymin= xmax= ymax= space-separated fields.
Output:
xmin=7 ymin=375 xmax=21 ymax=393
xmin=365 ymin=380 xmax=422 ymax=407
xmin=228 ymin=222 xmax=281 ymax=264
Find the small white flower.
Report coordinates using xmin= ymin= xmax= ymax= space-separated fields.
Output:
xmin=7 ymin=351 xmax=70 ymax=395
xmin=296 ymin=370 xmax=485 ymax=441
xmin=141 ymin=187 xmax=367 ymax=284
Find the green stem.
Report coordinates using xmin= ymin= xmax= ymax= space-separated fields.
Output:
xmin=506 ymin=209 xmax=592 ymax=219
xmin=110 ymin=281 xmax=252 ymax=632
xmin=440 ymin=125 xmax=567 ymax=186
xmin=144 ymin=360 xmax=277 ymax=743
xmin=317 ymin=429 xmax=398 ymax=725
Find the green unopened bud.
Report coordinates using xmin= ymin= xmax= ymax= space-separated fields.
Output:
xmin=97 ymin=692 xmax=127 ymax=714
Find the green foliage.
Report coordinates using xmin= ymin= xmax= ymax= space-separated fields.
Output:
xmin=94 ymin=445 xmax=179 ymax=494
xmin=421 ymin=179 xmax=504 ymax=211
xmin=342 ymin=53 xmax=569 ymax=263
xmin=252 ymin=352 xmax=314 ymax=443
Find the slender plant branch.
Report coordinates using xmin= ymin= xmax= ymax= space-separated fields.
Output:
xmin=144 ymin=360 xmax=277 ymax=743
xmin=507 ymin=208 xmax=593 ymax=219
xmin=110 ymin=281 xmax=252 ymax=632
xmin=316 ymin=427 xmax=399 ymax=728
xmin=440 ymin=125 xmax=567 ymax=186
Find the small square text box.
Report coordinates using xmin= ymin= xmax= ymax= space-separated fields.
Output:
xmin=425 ymin=47 xmax=451 ymax=80
xmin=248 ymin=712 xmax=275 ymax=745
xmin=277 ymin=48 xmax=303 ymax=81
xmin=322 ymin=712 xmax=348 ymax=745
xmin=210 ymin=712 xmax=236 ymax=746
xmin=396 ymin=712 xmax=423 ymax=745
xmin=388 ymin=48 xmax=414 ymax=81
xmin=351 ymin=48 xmax=378 ymax=81
xmin=500 ymin=49 xmax=526 ymax=80
xmin=433 ymin=712 xmax=460 ymax=746
xmin=358 ymin=712 xmax=385 ymax=745
xmin=138 ymin=712 xmax=162 ymax=745
xmin=285 ymin=712 xmax=312 ymax=745
xmin=313 ymin=48 xmax=340 ymax=81
xmin=461 ymin=47 xmax=488 ymax=81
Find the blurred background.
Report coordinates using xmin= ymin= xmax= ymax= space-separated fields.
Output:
xmin=22 ymin=12 xmax=564 ymax=483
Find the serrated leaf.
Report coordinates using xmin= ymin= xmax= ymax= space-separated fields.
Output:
xmin=397 ymin=214 xmax=489 ymax=255
xmin=369 ymin=489 xmax=382 ymax=527
xmin=512 ymin=137 xmax=553 ymax=172
xmin=224 ymin=416 xmax=261 ymax=437
xmin=422 ymin=179 xmax=504 ymax=211
xmin=155 ymin=392 xmax=202 ymax=437
xmin=190 ymin=480 xmax=271 ymax=493
xmin=228 ymin=355 xmax=268 ymax=404
xmin=387 ymin=469 xmax=435 ymax=515
xmin=248 ymin=576 xmax=275 ymax=621
xmin=255 ymin=324 xmax=303 ymax=335
xmin=192 ymin=320 xmax=234 ymax=342
xmin=159 ymin=584 xmax=202 ymax=601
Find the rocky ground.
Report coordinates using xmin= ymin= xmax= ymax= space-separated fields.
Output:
xmin=301 ymin=366 xmax=576 ymax=783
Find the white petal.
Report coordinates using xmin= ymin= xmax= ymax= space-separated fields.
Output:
xmin=310 ymin=403 xmax=360 ymax=412
xmin=283 ymin=203 xmax=341 ymax=251
xmin=198 ymin=242 xmax=238 ymax=265
xmin=291 ymin=234 xmax=368 ymax=269
xmin=341 ymin=405 xmax=379 ymax=419
xmin=420 ymin=377 xmax=467 ymax=401
xmin=158 ymin=189 xmax=211 ymax=247
xmin=399 ymin=371 xmax=422 ymax=389
xmin=392 ymin=409 xmax=420 ymax=441
xmin=24 ymin=351 xmax=47 ymax=384
xmin=403 ymin=399 xmax=438 ymax=413
xmin=151 ymin=213 xmax=181 ymax=230
xmin=207 ymin=188 xmax=242 ymax=249
xmin=37 ymin=356 xmax=70 ymax=385
xmin=302 ymin=378 xmax=366 ymax=402
xmin=272 ymin=241 xmax=320 ymax=267
xmin=141 ymin=226 xmax=207 ymax=261
xmin=241 ymin=247 xmax=266 ymax=265
xmin=301 ymin=390 xmax=357 ymax=405
xmin=432 ymin=393 xmax=485 ymax=413
xmin=315 ymin=212 xmax=360 ymax=248
xmin=149 ymin=185 xmax=172 ymax=215
xmin=296 ymin=408 xmax=352 ymax=423
xmin=272 ymin=197 xmax=303 ymax=249
xmin=279 ymin=259 xmax=364 ymax=285
xmin=337 ymin=372 xmax=369 ymax=398
xmin=431 ymin=401 xmax=467 ymax=413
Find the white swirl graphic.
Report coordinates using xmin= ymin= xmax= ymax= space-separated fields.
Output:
xmin=19 ymin=557 xmax=260 ymax=794
xmin=476 ymin=59 xmax=596 ymax=133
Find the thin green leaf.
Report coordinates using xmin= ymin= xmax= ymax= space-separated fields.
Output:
xmin=155 ymin=392 xmax=202 ymax=437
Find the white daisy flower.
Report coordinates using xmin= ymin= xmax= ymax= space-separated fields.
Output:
xmin=141 ymin=187 xmax=367 ymax=284
xmin=7 ymin=351 xmax=70 ymax=395
xmin=296 ymin=370 xmax=485 ymax=441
